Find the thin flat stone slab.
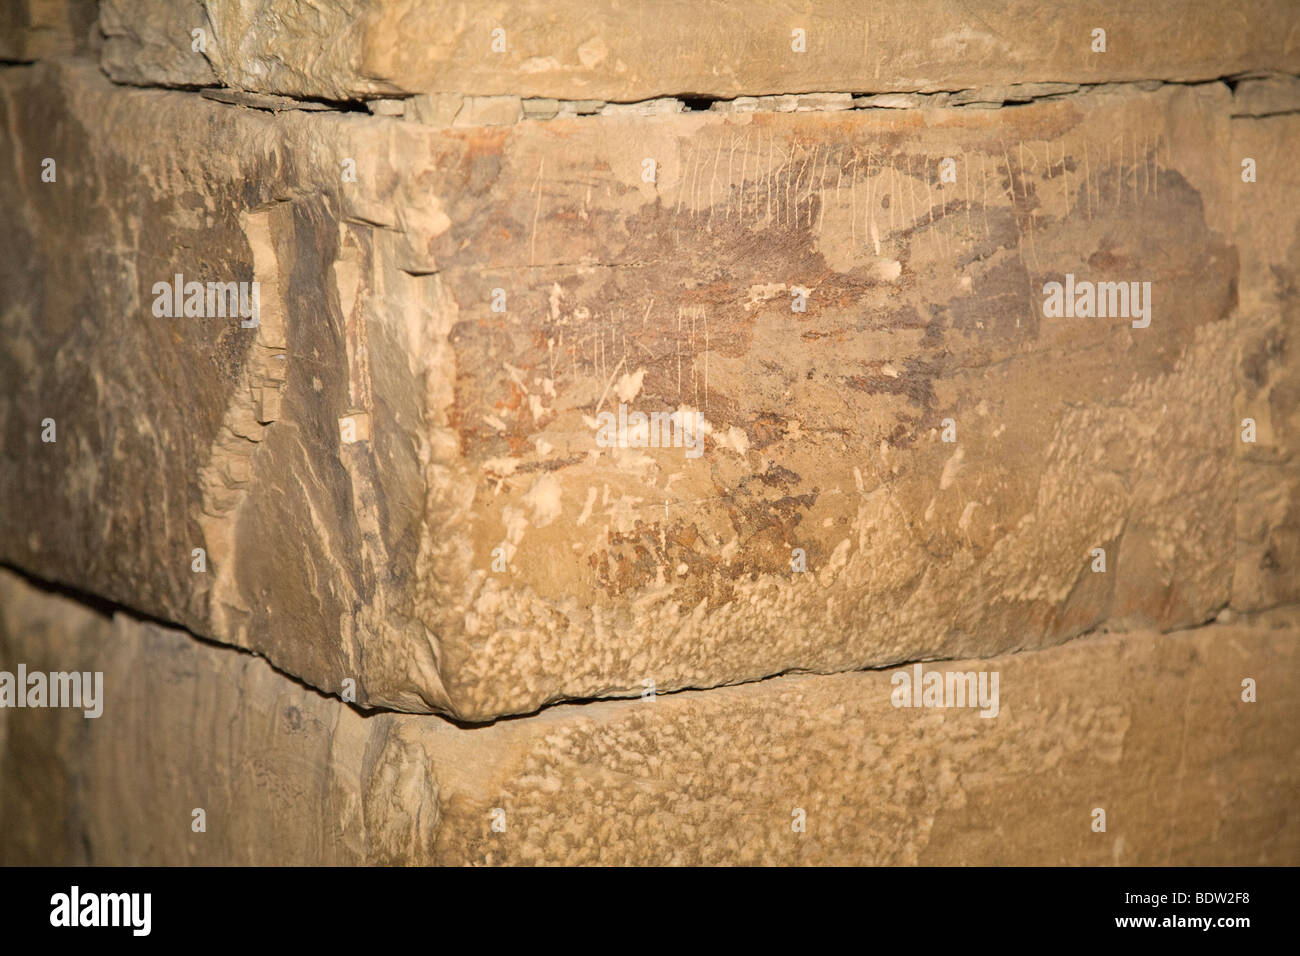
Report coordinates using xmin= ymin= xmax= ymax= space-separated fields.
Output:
xmin=2 ymin=569 xmax=1296 ymax=865
xmin=0 ymin=61 xmax=1247 ymax=719
xmin=95 ymin=0 xmax=1300 ymax=102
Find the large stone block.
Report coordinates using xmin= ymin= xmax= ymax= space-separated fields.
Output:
xmin=0 ymin=60 xmax=1247 ymax=719
xmin=95 ymin=1 xmax=1300 ymax=102
xmin=2 ymin=569 xmax=1296 ymax=865
xmin=0 ymin=571 xmax=410 ymax=865
xmin=1230 ymin=101 xmax=1300 ymax=612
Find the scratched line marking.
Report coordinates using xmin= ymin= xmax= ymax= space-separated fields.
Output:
xmin=708 ymin=134 xmax=722 ymax=227
xmin=850 ymin=147 xmax=858 ymax=247
xmin=765 ymin=132 xmax=774 ymax=225
xmin=529 ymin=158 xmax=544 ymax=267
xmin=737 ymin=128 xmax=751 ymax=221
xmin=962 ymin=147 xmax=971 ymax=236
xmin=674 ymin=143 xmax=694 ymax=216
xmin=1083 ymin=140 xmax=1092 ymax=220
xmin=725 ymin=133 xmax=737 ymax=221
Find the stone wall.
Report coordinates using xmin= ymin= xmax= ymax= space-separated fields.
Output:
xmin=1 ymin=0 xmax=1297 ymax=864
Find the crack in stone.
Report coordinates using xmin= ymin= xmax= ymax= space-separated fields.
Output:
xmin=4 ymin=558 xmax=1294 ymax=729
xmin=9 ymin=55 xmax=1295 ymax=120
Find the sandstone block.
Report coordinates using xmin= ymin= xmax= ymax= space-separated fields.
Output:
xmin=0 ymin=61 xmax=1249 ymax=720
xmin=95 ymin=1 xmax=1300 ymax=103
xmin=1231 ymin=108 xmax=1300 ymax=611
xmin=2 ymin=568 xmax=1295 ymax=865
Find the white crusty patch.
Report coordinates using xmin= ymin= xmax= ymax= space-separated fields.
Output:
xmin=615 ymin=367 xmax=647 ymax=403
xmin=523 ymin=473 xmax=563 ymax=528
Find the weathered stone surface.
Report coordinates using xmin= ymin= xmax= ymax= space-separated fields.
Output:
xmin=1231 ymin=74 xmax=1300 ymax=118
xmin=0 ymin=60 xmax=452 ymax=714
xmin=0 ymin=60 xmax=1250 ymax=720
xmin=97 ymin=0 xmax=217 ymax=88
xmin=2 ymin=568 xmax=1296 ymax=865
xmin=95 ymin=1 xmax=1300 ymax=103
xmin=1231 ymin=107 xmax=1300 ymax=612
xmin=0 ymin=570 xmax=416 ymax=865
xmin=0 ymin=0 xmax=95 ymax=61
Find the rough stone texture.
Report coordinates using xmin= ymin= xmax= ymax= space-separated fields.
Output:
xmin=95 ymin=1 xmax=1300 ymax=103
xmin=1231 ymin=74 xmax=1300 ymax=118
xmin=0 ymin=60 xmax=454 ymax=715
xmin=2 ymin=569 xmax=1295 ymax=865
xmin=0 ymin=60 xmax=1253 ymax=721
xmin=2 ymin=0 xmax=1296 ymax=875
xmin=0 ymin=571 xmax=416 ymax=865
xmin=1231 ymin=107 xmax=1300 ymax=612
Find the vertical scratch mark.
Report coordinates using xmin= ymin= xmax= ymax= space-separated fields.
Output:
xmin=766 ymin=133 xmax=774 ymax=224
xmin=926 ymin=166 xmax=934 ymax=228
xmin=691 ymin=138 xmax=704 ymax=218
xmin=850 ymin=148 xmax=858 ymax=247
xmin=738 ymin=128 xmax=750 ymax=221
xmin=725 ymin=133 xmax=737 ymax=221
xmin=1141 ymin=130 xmax=1149 ymax=198
xmin=774 ymin=141 xmax=784 ymax=227
xmin=1027 ymin=196 xmax=1040 ymax=271
xmin=907 ymin=154 xmax=918 ymax=234
xmin=1119 ymin=130 xmax=1126 ymax=208
xmin=708 ymin=135 xmax=722 ymax=227
xmin=999 ymin=141 xmax=1030 ymax=328
xmin=676 ymin=310 xmax=682 ymax=401
xmin=810 ymin=145 xmax=825 ymax=229
xmin=1133 ymin=130 xmax=1140 ymax=206
xmin=691 ymin=309 xmax=697 ymax=406
xmin=1084 ymin=140 xmax=1092 ymax=220
xmin=814 ymin=146 xmax=825 ymax=232
xmin=797 ymin=146 xmax=810 ymax=228
xmin=1026 ymin=143 xmax=1040 ymax=271
xmin=673 ymin=144 xmax=692 ymax=216
xmin=791 ymin=144 xmax=804 ymax=227
xmin=889 ymin=161 xmax=896 ymax=233
xmin=866 ymin=147 xmax=877 ymax=254
xmin=1062 ymin=139 xmax=1070 ymax=220
xmin=962 ymin=147 xmax=971 ymax=235
xmin=835 ymin=146 xmax=843 ymax=212
xmin=981 ymin=151 xmax=990 ymax=239
xmin=1168 ymin=133 xmax=1177 ymax=193
xmin=816 ymin=145 xmax=830 ymax=233
xmin=1002 ymin=143 xmax=1016 ymax=205
xmin=1154 ymin=133 xmax=1161 ymax=200
xmin=774 ymin=142 xmax=784 ymax=226
xmin=794 ymin=147 xmax=809 ymax=228
xmin=1105 ymin=137 xmax=1112 ymax=209
xmin=530 ymin=158 xmax=544 ymax=267
xmin=785 ymin=143 xmax=797 ymax=227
